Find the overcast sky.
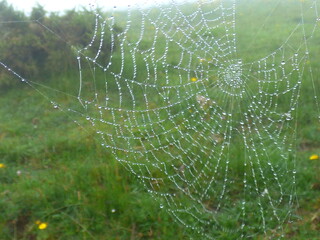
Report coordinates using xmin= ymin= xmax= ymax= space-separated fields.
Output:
xmin=7 ymin=0 xmax=192 ymax=14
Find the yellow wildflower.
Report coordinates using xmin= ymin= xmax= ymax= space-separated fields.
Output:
xmin=0 ymin=163 xmax=5 ymax=168
xmin=38 ymin=222 xmax=48 ymax=230
xmin=191 ymin=77 xmax=197 ymax=82
xmin=309 ymin=154 xmax=319 ymax=160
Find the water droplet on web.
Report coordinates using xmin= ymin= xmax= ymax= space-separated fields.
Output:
xmin=77 ymin=56 xmax=80 ymax=60
xmin=86 ymin=116 xmax=90 ymax=120
xmin=160 ymin=204 xmax=164 ymax=209
xmin=281 ymin=60 xmax=285 ymax=65
xmin=111 ymin=209 xmax=116 ymax=213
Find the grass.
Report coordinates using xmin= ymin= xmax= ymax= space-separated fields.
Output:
xmin=1 ymin=0 xmax=320 ymax=239
xmin=0 ymin=88 xmax=188 ymax=239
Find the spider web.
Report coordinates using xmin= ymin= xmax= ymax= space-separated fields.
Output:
xmin=1 ymin=0 xmax=320 ymax=238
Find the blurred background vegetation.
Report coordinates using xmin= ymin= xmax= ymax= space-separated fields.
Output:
xmin=1 ymin=0 xmax=320 ymax=239
xmin=0 ymin=0 xmax=120 ymax=88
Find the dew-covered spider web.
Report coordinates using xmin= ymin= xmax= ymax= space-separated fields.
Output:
xmin=1 ymin=0 xmax=320 ymax=238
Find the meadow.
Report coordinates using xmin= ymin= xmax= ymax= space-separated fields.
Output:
xmin=1 ymin=0 xmax=320 ymax=239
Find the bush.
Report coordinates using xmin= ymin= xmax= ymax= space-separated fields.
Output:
xmin=0 ymin=1 xmax=121 ymax=88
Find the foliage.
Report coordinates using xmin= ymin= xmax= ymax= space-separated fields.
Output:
xmin=0 ymin=0 xmax=121 ymax=88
